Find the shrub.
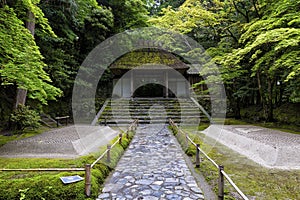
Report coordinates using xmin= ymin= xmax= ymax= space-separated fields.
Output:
xmin=10 ymin=105 xmax=40 ymax=133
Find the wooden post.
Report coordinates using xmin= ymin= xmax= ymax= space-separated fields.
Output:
xmin=107 ymin=145 xmax=111 ymax=163
xmin=126 ymin=130 xmax=129 ymax=139
xmin=129 ymin=125 xmax=132 ymax=131
xmin=119 ymin=133 xmax=122 ymax=144
xmin=85 ymin=164 xmax=91 ymax=197
xmin=218 ymin=165 xmax=224 ymax=200
xmin=185 ymin=135 xmax=189 ymax=149
xmin=196 ymin=144 xmax=200 ymax=168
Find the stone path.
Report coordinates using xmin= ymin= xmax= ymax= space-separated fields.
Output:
xmin=98 ymin=124 xmax=204 ymax=200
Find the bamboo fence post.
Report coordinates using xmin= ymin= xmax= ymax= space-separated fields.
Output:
xmin=196 ymin=144 xmax=200 ymax=168
xmin=185 ymin=134 xmax=189 ymax=149
xmin=218 ymin=165 xmax=224 ymax=200
xmin=119 ymin=133 xmax=122 ymax=144
xmin=107 ymin=144 xmax=111 ymax=163
xmin=85 ymin=164 xmax=91 ymax=197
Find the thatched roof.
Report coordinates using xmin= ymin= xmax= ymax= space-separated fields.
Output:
xmin=110 ymin=49 xmax=189 ymax=75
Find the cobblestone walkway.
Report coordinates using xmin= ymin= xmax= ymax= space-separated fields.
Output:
xmin=98 ymin=124 xmax=204 ymax=200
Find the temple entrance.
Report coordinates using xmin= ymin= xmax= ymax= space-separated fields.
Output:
xmin=133 ymin=83 xmax=176 ymax=98
xmin=110 ymin=49 xmax=197 ymax=98
xmin=133 ymin=83 xmax=163 ymax=97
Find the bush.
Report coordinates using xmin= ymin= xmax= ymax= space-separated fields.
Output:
xmin=10 ymin=105 xmax=40 ymax=133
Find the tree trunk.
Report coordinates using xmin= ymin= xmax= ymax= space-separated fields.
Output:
xmin=278 ymin=82 xmax=283 ymax=106
xmin=14 ymin=88 xmax=27 ymax=109
xmin=256 ymin=72 xmax=267 ymax=119
xmin=26 ymin=10 xmax=35 ymax=35
xmin=15 ymin=10 xmax=35 ymax=108
xmin=234 ymin=97 xmax=241 ymax=119
xmin=266 ymin=77 xmax=274 ymax=122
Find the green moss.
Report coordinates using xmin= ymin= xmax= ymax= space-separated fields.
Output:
xmin=111 ymin=51 xmax=181 ymax=69
xmin=0 ymin=172 xmax=89 ymax=200
xmin=225 ymin=117 xmax=300 ymax=135
xmin=0 ymin=129 xmax=136 ymax=199
xmin=0 ymin=126 xmax=50 ymax=147
xmin=177 ymin=127 xmax=300 ymax=200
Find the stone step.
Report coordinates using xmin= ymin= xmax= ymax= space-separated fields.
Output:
xmin=100 ymin=119 xmax=198 ymax=125
xmin=101 ymin=111 xmax=201 ymax=115
xmin=100 ymin=115 xmax=201 ymax=119
xmin=99 ymin=98 xmax=202 ymax=126
xmin=107 ymin=107 xmax=201 ymax=110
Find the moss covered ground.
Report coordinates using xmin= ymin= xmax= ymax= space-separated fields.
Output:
xmin=0 ymin=126 xmax=50 ymax=148
xmin=171 ymin=125 xmax=300 ymax=200
xmin=0 ymin=130 xmax=135 ymax=200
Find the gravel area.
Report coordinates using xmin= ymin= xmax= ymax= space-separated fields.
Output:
xmin=0 ymin=125 xmax=117 ymax=158
xmin=202 ymin=125 xmax=300 ymax=169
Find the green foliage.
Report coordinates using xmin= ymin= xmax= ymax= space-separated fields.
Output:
xmin=222 ymin=0 xmax=300 ymax=120
xmin=147 ymin=0 xmax=185 ymax=15
xmin=150 ymin=0 xmax=300 ymax=121
xmin=10 ymin=105 xmax=40 ymax=132
xmin=149 ymin=0 xmax=219 ymax=34
xmin=30 ymin=0 xmax=114 ymax=117
xmin=241 ymin=103 xmax=300 ymax=128
xmin=0 ymin=6 xmax=62 ymax=104
xmin=98 ymin=0 xmax=148 ymax=32
xmin=11 ymin=0 xmax=56 ymax=37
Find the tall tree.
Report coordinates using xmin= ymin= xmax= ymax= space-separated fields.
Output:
xmin=34 ymin=0 xmax=113 ymax=115
xmin=0 ymin=5 xmax=62 ymax=107
xmin=150 ymin=0 xmax=300 ymax=121
xmin=3 ymin=0 xmax=58 ymax=108
xmin=223 ymin=0 xmax=300 ymax=121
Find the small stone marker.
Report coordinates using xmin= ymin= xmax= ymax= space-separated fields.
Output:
xmin=60 ymin=175 xmax=84 ymax=184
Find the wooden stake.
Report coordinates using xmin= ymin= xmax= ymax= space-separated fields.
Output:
xmin=218 ymin=165 xmax=224 ymax=200
xmin=107 ymin=145 xmax=111 ymax=163
xmin=196 ymin=144 xmax=200 ymax=168
xmin=85 ymin=164 xmax=91 ymax=197
xmin=119 ymin=133 xmax=122 ymax=144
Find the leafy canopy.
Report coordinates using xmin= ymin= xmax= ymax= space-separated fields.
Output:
xmin=0 ymin=6 xmax=62 ymax=104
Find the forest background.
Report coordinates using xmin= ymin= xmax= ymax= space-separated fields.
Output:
xmin=0 ymin=0 xmax=299 ymax=131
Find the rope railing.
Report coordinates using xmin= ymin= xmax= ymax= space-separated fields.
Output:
xmin=169 ymin=118 xmax=249 ymax=200
xmin=85 ymin=119 xmax=138 ymax=196
xmin=1 ymin=119 xmax=138 ymax=197
xmin=0 ymin=168 xmax=85 ymax=172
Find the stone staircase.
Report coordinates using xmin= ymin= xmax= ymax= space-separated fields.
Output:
xmin=98 ymin=98 xmax=203 ymax=126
